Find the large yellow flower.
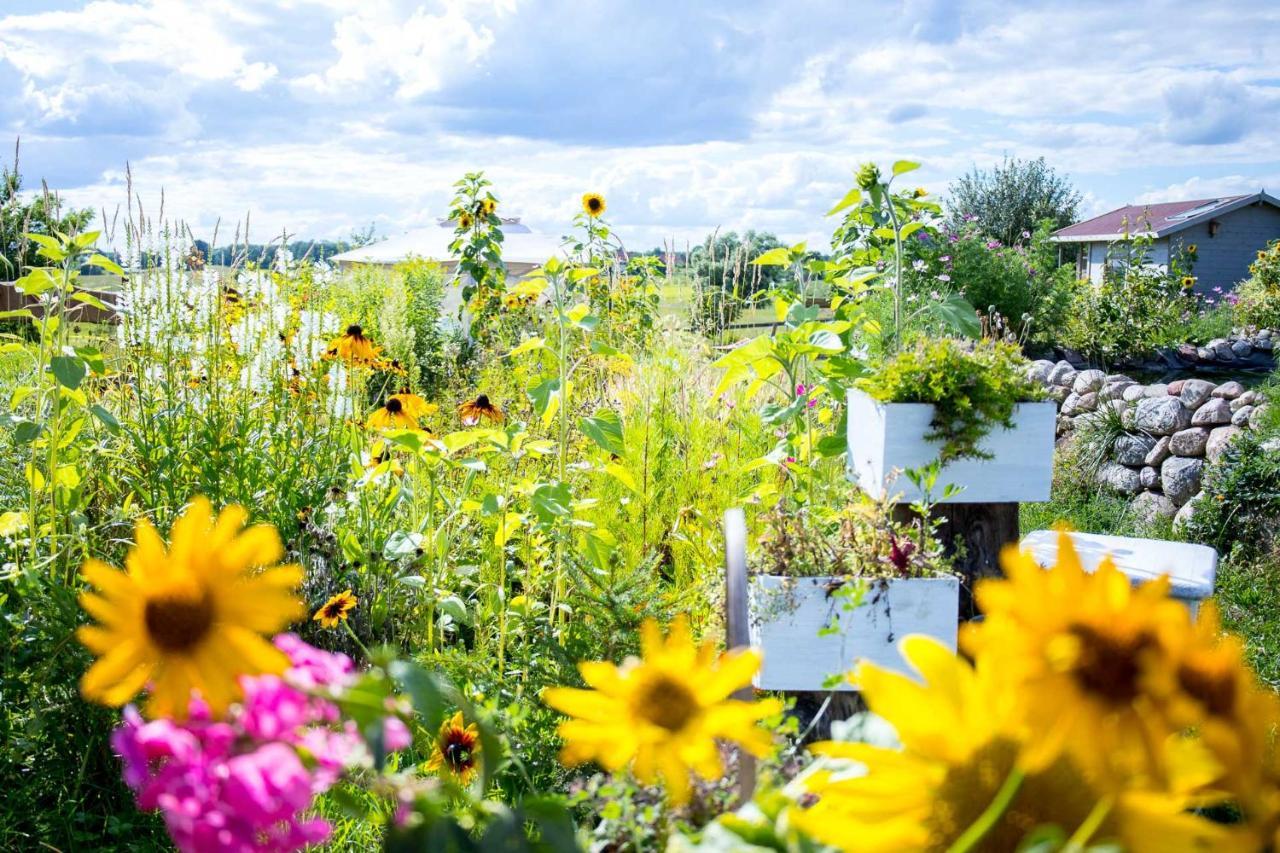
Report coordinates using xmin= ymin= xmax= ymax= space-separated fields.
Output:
xmin=388 ymin=390 xmax=437 ymax=420
xmin=542 ymin=616 xmax=781 ymax=803
xmin=425 ymin=711 xmax=481 ymax=785
xmin=327 ymin=324 xmax=381 ymax=365
xmin=581 ymin=192 xmax=606 ymax=218
xmin=367 ymin=397 xmax=419 ymax=430
xmin=961 ymin=530 xmax=1191 ymax=784
xmin=77 ymin=498 xmax=304 ymax=719
xmin=794 ymin=636 xmax=1237 ymax=853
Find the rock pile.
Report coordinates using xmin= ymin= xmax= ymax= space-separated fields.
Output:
xmin=1028 ymin=360 xmax=1270 ymax=526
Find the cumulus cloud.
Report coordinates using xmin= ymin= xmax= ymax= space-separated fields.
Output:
xmin=2 ymin=0 xmax=1280 ymax=248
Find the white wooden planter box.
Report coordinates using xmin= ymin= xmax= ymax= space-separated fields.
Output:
xmin=846 ymin=387 xmax=1056 ymax=504
xmin=748 ymin=575 xmax=958 ymax=691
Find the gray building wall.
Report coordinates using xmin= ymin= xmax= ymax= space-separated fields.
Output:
xmin=1167 ymin=201 xmax=1280 ymax=293
xmin=1078 ymin=201 xmax=1280 ymax=293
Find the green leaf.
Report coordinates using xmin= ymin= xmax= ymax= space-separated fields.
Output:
xmin=751 ymin=247 xmax=792 ymax=267
xmin=0 ymin=309 xmax=33 ymax=320
xmin=826 ymin=187 xmax=862 ymax=217
xmin=14 ymin=268 xmax=55 ymax=296
xmin=531 ymin=481 xmax=572 ymax=523
xmin=50 ymin=355 xmax=85 ymax=390
xmin=437 ymin=595 xmax=470 ymax=626
xmin=12 ymin=420 xmax=43 ymax=444
xmin=71 ymin=292 xmax=111 ymax=312
xmin=526 ymin=377 xmax=561 ymax=423
xmin=89 ymin=404 xmax=120 ymax=435
xmin=87 ymin=253 xmax=124 ymax=276
xmin=923 ymin=294 xmax=981 ymax=338
xmin=74 ymin=346 xmax=106 ymax=374
xmin=892 ymin=159 xmax=921 ymax=176
xmin=578 ymin=409 xmax=625 ymax=456
xmin=507 ymin=337 xmax=547 ymax=358
xmin=24 ymin=233 xmax=65 ymax=262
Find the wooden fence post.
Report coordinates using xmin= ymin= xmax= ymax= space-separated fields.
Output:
xmin=722 ymin=508 xmax=756 ymax=803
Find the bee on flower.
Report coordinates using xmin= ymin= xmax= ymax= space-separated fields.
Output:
xmin=326 ymin=325 xmax=381 ymax=366
xmin=425 ymin=711 xmax=481 ymax=785
xmin=458 ymin=394 xmax=504 ymax=426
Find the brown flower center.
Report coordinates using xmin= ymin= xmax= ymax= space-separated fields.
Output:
xmin=346 ymin=324 xmax=363 ymax=337
xmin=385 ymin=398 xmax=403 ymax=414
xmin=633 ymin=675 xmax=699 ymax=732
xmin=587 ymin=197 xmax=603 ymax=213
xmin=1066 ymin=623 xmax=1156 ymax=705
xmin=1177 ymin=660 xmax=1237 ymax=719
xmin=475 ymin=394 xmax=492 ymax=410
xmin=443 ymin=730 xmax=477 ymax=771
xmin=144 ymin=593 xmax=215 ymax=653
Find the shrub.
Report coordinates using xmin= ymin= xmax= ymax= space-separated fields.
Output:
xmin=858 ymin=337 xmax=1043 ymax=462
xmin=1235 ymin=239 xmax=1280 ymax=329
xmin=398 ymin=258 xmax=452 ymax=393
xmin=1181 ymin=427 xmax=1280 ymax=559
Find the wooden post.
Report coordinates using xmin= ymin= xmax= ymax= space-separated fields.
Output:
xmin=722 ymin=508 xmax=756 ymax=803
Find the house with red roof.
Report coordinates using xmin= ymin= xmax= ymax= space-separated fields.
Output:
xmin=1050 ymin=191 xmax=1280 ymax=293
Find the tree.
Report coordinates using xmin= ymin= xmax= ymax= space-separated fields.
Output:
xmin=0 ymin=141 xmax=95 ymax=276
xmin=946 ymin=156 xmax=1081 ymax=247
xmin=689 ymin=230 xmax=788 ymax=299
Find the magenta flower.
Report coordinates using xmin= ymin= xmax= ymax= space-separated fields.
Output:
xmin=986 ymin=240 xmax=1002 ymax=249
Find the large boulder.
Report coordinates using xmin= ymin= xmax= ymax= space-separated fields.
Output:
xmin=1133 ymin=491 xmax=1177 ymax=524
xmin=1212 ymin=381 xmax=1245 ymax=400
xmin=1122 ymin=384 xmax=1148 ymax=403
xmin=1062 ymin=392 xmax=1098 ymax=416
xmin=1173 ymin=492 xmax=1203 ymax=532
xmin=1169 ymin=427 xmax=1209 ymax=457
xmin=1143 ymin=435 xmax=1171 ymax=467
xmin=1179 ymin=379 xmax=1217 ymax=409
xmin=1027 ymin=359 xmax=1055 ymax=384
xmin=1191 ymin=398 xmax=1232 ymax=426
xmin=1073 ymin=369 xmax=1106 ymax=394
xmin=1251 ymin=404 xmax=1271 ymax=428
xmin=1114 ymin=433 xmax=1157 ymax=466
xmin=1135 ymin=398 xmax=1192 ymax=435
xmin=1206 ymin=426 xmax=1242 ymax=461
xmin=1232 ymin=339 xmax=1254 ymax=358
xmin=1100 ymin=380 xmax=1136 ymax=402
xmin=1161 ymin=457 xmax=1204 ymax=506
xmin=1097 ymin=462 xmax=1142 ymax=496
xmin=1047 ymin=361 xmax=1076 ymax=386
xmin=1232 ymin=405 xmax=1254 ymax=426
xmin=1143 ymin=383 xmax=1169 ymax=398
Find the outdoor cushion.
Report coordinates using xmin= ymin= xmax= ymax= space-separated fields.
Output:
xmin=1019 ymin=530 xmax=1217 ymax=613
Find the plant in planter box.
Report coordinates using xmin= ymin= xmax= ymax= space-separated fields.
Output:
xmin=848 ymin=337 xmax=1055 ymax=503
xmin=745 ymin=490 xmax=958 ymax=691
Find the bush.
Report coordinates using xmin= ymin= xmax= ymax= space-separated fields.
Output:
xmin=1181 ymin=427 xmax=1280 ymax=559
xmin=859 ymin=337 xmax=1042 ymax=462
xmin=1235 ymin=239 xmax=1280 ymax=329
xmin=1060 ymin=233 xmax=1198 ymax=364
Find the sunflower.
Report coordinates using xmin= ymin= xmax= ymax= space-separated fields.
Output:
xmin=425 ymin=711 xmax=481 ymax=785
xmin=1181 ymin=275 xmax=1197 ymax=290
xmin=793 ymin=635 xmax=1236 ymax=852
xmin=367 ymin=397 xmax=419 ymax=430
xmin=581 ymin=193 xmax=606 ymax=218
xmin=961 ymin=530 xmax=1193 ymax=784
xmin=327 ymin=324 xmax=381 ymax=365
xmin=77 ymin=498 xmax=304 ymax=719
xmin=458 ymin=212 xmax=474 ymax=230
xmin=313 ymin=589 xmax=357 ymax=628
xmin=458 ymin=394 xmax=504 ymax=426
xmin=388 ymin=390 xmax=437 ymax=420
xmin=542 ymin=616 xmax=782 ymax=803
xmin=478 ymin=198 xmax=497 ymax=217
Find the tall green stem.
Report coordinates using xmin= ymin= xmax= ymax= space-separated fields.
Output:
xmin=945 ymin=767 xmax=1025 ymax=853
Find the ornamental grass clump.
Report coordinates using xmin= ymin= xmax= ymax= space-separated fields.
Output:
xmin=859 ymin=337 xmax=1043 ymax=463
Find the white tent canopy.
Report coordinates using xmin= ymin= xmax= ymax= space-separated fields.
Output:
xmin=330 ymin=218 xmax=565 ymax=275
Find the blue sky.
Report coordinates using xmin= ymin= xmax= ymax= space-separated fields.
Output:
xmin=1 ymin=0 xmax=1279 ymax=250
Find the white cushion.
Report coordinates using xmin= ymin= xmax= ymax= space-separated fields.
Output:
xmin=1019 ymin=530 xmax=1217 ymax=603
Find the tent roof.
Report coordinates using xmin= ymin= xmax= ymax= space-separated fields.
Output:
xmin=330 ymin=218 xmax=566 ymax=266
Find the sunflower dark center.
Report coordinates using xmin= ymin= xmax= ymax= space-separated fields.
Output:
xmin=1066 ymin=623 xmax=1155 ymax=705
xmin=346 ymin=324 xmax=363 ymax=337
xmin=588 ymin=198 xmax=602 ymax=212
xmin=1177 ymin=662 xmax=1237 ymax=719
xmin=385 ymin=398 xmax=403 ymax=413
xmin=144 ymin=593 xmax=215 ymax=653
xmin=475 ymin=394 xmax=491 ymax=409
xmin=634 ymin=675 xmax=699 ymax=732
xmin=322 ymin=599 xmax=348 ymax=619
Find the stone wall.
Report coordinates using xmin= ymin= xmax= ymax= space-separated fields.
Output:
xmin=1044 ymin=328 xmax=1277 ymax=376
xmin=1029 ymin=360 xmax=1271 ymax=525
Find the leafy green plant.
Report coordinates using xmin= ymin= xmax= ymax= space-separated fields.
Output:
xmin=859 ymin=338 xmax=1043 ymax=463
xmin=1236 ymin=239 xmax=1280 ymax=329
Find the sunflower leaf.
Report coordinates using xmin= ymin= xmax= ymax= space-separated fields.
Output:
xmin=578 ymin=409 xmax=624 ymax=456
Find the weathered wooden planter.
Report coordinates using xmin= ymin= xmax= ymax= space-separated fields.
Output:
xmin=747 ymin=574 xmax=959 ymax=690
xmin=846 ymin=387 xmax=1057 ymax=504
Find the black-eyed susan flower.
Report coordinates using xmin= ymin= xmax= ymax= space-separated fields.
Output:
xmin=425 ymin=711 xmax=481 ymax=785
xmin=364 ymin=440 xmax=406 ymax=475
xmin=388 ymin=389 xmax=437 ymax=420
xmin=367 ymin=397 xmax=419 ymax=430
xmin=541 ymin=616 xmax=782 ymax=804
xmin=581 ymin=193 xmax=606 ymax=218
xmin=327 ymin=324 xmax=381 ymax=365
xmin=76 ymin=497 xmax=304 ymax=719
xmin=792 ymin=635 xmax=1233 ymax=852
xmin=961 ymin=530 xmax=1192 ymax=782
xmin=313 ymin=589 xmax=357 ymax=628
xmin=458 ymin=394 xmax=503 ymax=426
